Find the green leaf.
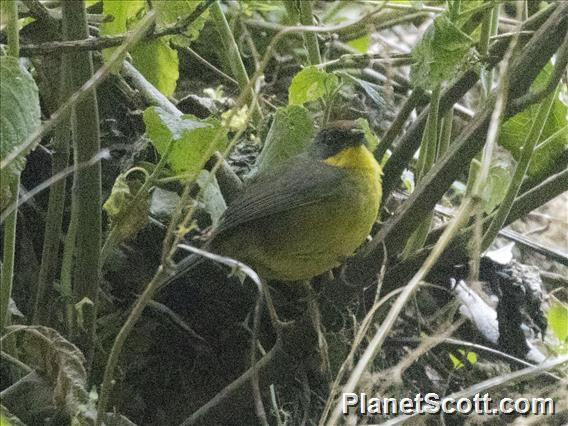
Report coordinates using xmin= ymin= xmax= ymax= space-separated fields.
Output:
xmin=101 ymin=0 xmax=144 ymax=34
xmin=153 ymin=0 xmax=210 ymax=47
xmin=347 ymin=34 xmax=370 ymax=53
xmin=100 ymin=0 xmax=145 ymax=61
xmin=355 ymin=117 xmax=379 ymax=152
xmin=499 ymin=65 xmax=568 ymax=180
xmin=410 ymin=14 xmax=474 ymax=90
xmin=547 ymin=300 xmax=568 ymax=345
xmin=0 ymin=57 xmax=41 ymax=210
xmin=103 ymin=171 xmax=150 ymax=242
xmin=255 ymin=105 xmax=314 ymax=174
xmin=132 ymin=39 xmax=179 ymax=97
xmin=288 ymin=66 xmax=339 ymax=106
xmin=449 ymin=349 xmax=477 ymax=369
xmin=466 ymin=159 xmax=512 ymax=215
xmin=144 ymin=106 xmax=228 ymax=176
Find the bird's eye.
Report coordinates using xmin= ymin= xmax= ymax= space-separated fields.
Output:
xmin=326 ymin=131 xmax=339 ymax=145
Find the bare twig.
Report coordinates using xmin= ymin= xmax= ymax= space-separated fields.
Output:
xmin=387 ymin=317 xmax=464 ymax=384
xmin=319 ymin=287 xmax=404 ymax=425
xmin=185 ymin=46 xmax=239 ymax=86
xmin=251 ymin=293 xmax=269 ymax=426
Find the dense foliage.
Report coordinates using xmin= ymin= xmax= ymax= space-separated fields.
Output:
xmin=1 ymin=1 xmax=567 ymax=424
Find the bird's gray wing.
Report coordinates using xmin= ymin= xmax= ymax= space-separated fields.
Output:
xmin=214 ymin=155 xmax=347 ymax=236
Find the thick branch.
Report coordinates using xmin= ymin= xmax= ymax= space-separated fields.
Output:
xmin=63 ymin=0 xmax=101 ymax=367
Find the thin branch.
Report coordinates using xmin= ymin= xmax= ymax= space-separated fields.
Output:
xmin=16 ymin=0 xmax=215 ymax=56
xmin=185 ymin=46 xmax=238 ymax=86
xmin=62 ymin=0 xmax=102 ymax=369
xmin=32 ymin=55 xmax=73 ymax=325
xmin=470 ymin=7 xmax=522 ymax=281
xmin=251 ymin=292 xmax=269 ymax=426
xmin=379 ymin=0 xmax=519 ymax=25
xmin=299 ymin=0 xmax=321 ymax=65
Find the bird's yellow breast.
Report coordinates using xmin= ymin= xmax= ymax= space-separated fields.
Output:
xmin=323 ymin=145 xmax=383 ymax=198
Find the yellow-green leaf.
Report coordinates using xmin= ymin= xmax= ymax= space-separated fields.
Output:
xmin=144 ymin=106 xmax=228 ymax=176
xmin=449 ymin=349 xmax=477 ymax=369
xmin=255 ymin=105 xmax=314 ymax=173
xmin=103 ymin=172 xmax=150 ymax=241
xmin=548 ymin=301 xmax=568 ymax=344
xmin=288 ymin=66 xmax=339 ymax=106
xmin=499 ymin=64 xmax=568 ymax=180
xmin=347 ymin=35 xmax=370 ymax=53
xmin=100 ymin=0 xmax=145 ymax=61
xmin=132 ymin=39 xmax=179 ymax=97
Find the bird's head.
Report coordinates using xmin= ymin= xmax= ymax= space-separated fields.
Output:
xmin=310 ymin=120 xmax=366 ymax=160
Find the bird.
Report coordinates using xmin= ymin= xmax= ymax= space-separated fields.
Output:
xmin=167 ymin=120 xmax=382 ymax=284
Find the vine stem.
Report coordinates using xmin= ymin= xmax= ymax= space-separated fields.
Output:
xmin=469 ymin=3 xmax=522 ymax=281
xmin=0 ymin=175 xmax=20 ymax=332
xmin=299 ymin=0 xmax=321 ymax=65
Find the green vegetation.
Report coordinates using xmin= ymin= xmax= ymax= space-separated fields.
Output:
xmin=1 ymin=1 xmax=567 ymax=424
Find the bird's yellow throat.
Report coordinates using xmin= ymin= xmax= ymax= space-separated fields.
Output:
xmin=323 ymin=145 xmax=382 ymax=174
